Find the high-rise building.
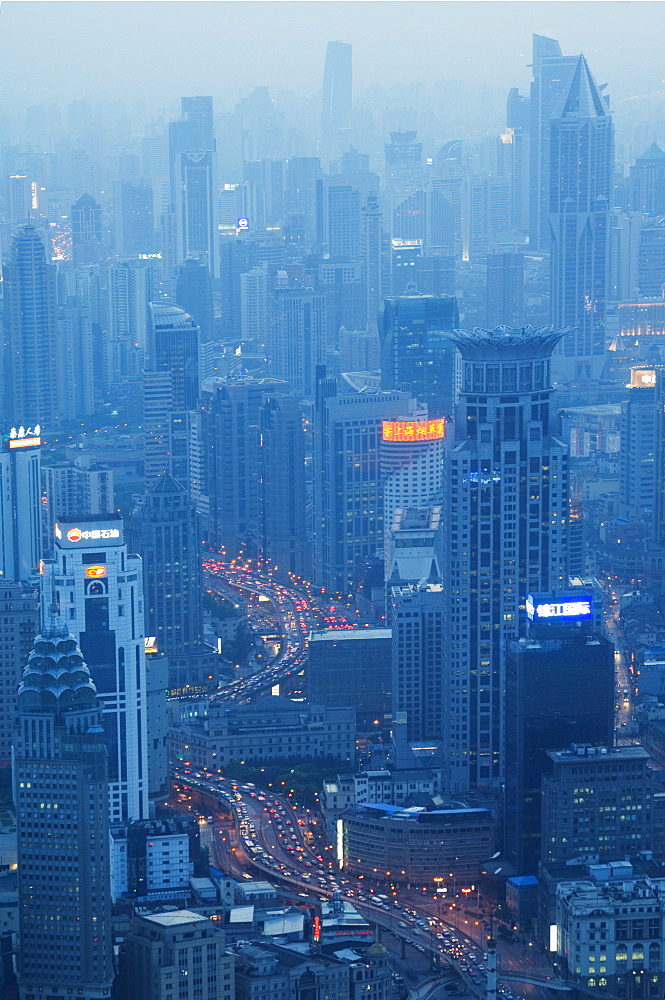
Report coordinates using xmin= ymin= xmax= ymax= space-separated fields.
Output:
xmin=174 ymin=150 xmax=216 ymax=274
xmin=2 ymin=224 xmax=58 ymax=428
xmin=240 ymin=266 xmax=269 ymax=345
xmin=505 ymin=599 xmax=615 ymax=874
xmin=485 ymin=251 xmax=525 ymax=328
xmin=528 ymin=34 xmax=579 ymax=249
xmin=444 ymin=326 xmax=569 ymax=792
xmin=175 ymin=256 xmax=214 ymax=342
xmin=390 ymin=581 xmax=445 ymax=746
xmin=202 ymin=375 xmax=288 ymax=557
xmin=321 ymin=40 xmax=352 ymax=141
xmin=385 ymin=132 xmax=422 ymax=198
xmin=542 ymin=745 xmax=653 ymax=866
xmin=108 ymin=257 xmax=155 ymax=378
xmin=56 ymin=295 xmax=96 ymax=420
xmin=654 ymin=371 xmax=665 ymax=546
xmin=15 ymin=613 xmax=113 ymax=1000
xmin=270 ymin=287 xmax=328 ymax=398
xmin=71 ymin=192 xmax=104 ymax=265
xmin=316 ymin=180 xmax=361 ymax=257
xmin=361 ymin=195 xmax=385 ymax=330
xmin=128 ymin=473 xmax=216 ymax=692
xmin=143 ymin=303 xmax=201 ymax=489
xmin=548 ymin=55 xmax=613 ymax=380
xmin=381 ymin=417 xmax=444 ymax=582
xmin=284 ymin=156 xmax=321 ymax=245
xmin=114 ymin=179 xmax=155 ymax=256
xmin=42 ymin=458 xmax=114 ymax=523
xmin=258 ymin=392 xmax=309 ymax=578
xmin=379 ymin=293 xmax=460 ymax=418
xmin=0 ymin=428 xmax=42 ymax=582
xmin=51 ymin=514 xmax=149 ymax=822
xmin=638 ymin=218 xmax=665 ymax=298
xmin=0 ymin=581 xmax=38 ymax=763
xmin=630 ymin=142 xmax=665 ymax=216
xmin=312 ymin=374 xmax=414 ymax=594
xmin=619 ymin=366 xmax=660 ymax=523
xmin=146 ymin=302 xmax=200 ymax=407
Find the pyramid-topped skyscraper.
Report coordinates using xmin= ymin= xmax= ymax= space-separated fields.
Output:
xmin=549 ymin=54 xmax=613 ymax=381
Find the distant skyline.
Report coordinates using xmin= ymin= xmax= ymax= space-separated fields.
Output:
xmin=0 ymin=1 xmax=664 ymax=110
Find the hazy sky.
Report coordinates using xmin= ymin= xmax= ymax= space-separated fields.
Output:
xmin=0 ymin=1 xmax=663 ymax=109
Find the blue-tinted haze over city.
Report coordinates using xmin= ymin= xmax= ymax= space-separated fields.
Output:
xmin=1 ymin=3 xmax=665 ymax=1000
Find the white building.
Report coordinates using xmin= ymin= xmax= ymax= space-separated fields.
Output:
xmin=0 ymin=428 xmax=42 ymax=582
xmin=381 ymin=417 xmax=444 ymax=583
xmin=51 ymin=514 xmax=149 ymax=822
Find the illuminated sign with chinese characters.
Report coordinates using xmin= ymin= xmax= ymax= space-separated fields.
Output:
xmin=382 ymin=419 xmax=445 ymax=442
xmin=6 ymin=425 xmax=41 ymax=449
xmin=630 ymin=368 xmax=657 ymax=388
xmin=526 ymin=593 xmax=593 ymax=622
xmin=54 ymin=520 xmax=124 ymax=547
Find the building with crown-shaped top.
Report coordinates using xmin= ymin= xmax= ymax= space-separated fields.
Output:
xmin=548 ymin=55 xmax=613 ymax=381
xmin=14 ymin=612 xmax=113 ymax=1000
xmin=444 ymin=326 xmax=570 ymax=792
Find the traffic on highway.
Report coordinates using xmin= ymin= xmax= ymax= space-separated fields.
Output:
xmin=171 ymin=768 xmax=550 ymax=1000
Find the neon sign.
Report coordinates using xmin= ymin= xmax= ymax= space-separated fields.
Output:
xmin=382 ymin=419 xmax=445 ymax=442
xmin=7 ymin=425 xmax=41 ymax=448
xmin=237 ymin=218 xmax=249 ymax=231
xmin=85 ymin=565 xmax=107 ymax=578
xmin=526 ymin=593 xmax=593 ymax=622
xmin=55 ymin=523 xmax=121 ymax=543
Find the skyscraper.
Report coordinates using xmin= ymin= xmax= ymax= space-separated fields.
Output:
xmin=630 ymin=142 xmax=665 ymax=216
xmin=0 ymin=581 xmax=39 ymax=763
xmin=0 ymin=428 xmax=42 ymax=582
xmin=175 ymin=256 xmax=214 ymax=342
xmin=2 ymin=224 xmax=58 ymax=428
xmin=56 ymin=295 xmax=96 ymax=420
xmin=528 ymin=34 xmax=578 ymax=249
xmin=202 ymin=375 xmax=288 ymax=558
xmin=313 ymin=374 xmax=415 ymax=594
xmin=71 ymin=192 xmax=103 ymax=265
xmin=174 ymin=150 xmax=216 ymax=274
xmin=258 ymin=391 xmax=309 ymax=578
xmin=384 ymin=132 xmax=422 ymax=198
xmin=270 ymin=287 xmax=328 ymax=398
xmin=505 ymin=601 xmax=615 ymax=873
xmin=15 ymin=613 xmax=113 ymax=1000
xmin=146 ymin=302 xmax=200 ymax=408
xmin=390 ymin=581 xmax=445 ymax=746
xmin=108 ymin=257 xmax=154 ymax=378
xmin=127 ymin=473 xmax=216 ymax=692
xmin=379 ymin=293 xmax=460 ymax=418
xmin=361 ymin=195 xmax=385 ymax=330
xmin=619 ymin=366 xmax=660 ymax=523
xmin=444 ymin=326 xmax=569 ymax=791
xmin=169 ymin=97 xmax=216 ymax=275
xmin=315 ymin=180 xmax=361 ymax=257
xmin=51 ymin=514 xmax=149 ymax=822
xmin=485 ymin=251 xmax=525 ymax=329
xmin=114 ymin=179 xmax=155 ymax=256
xmin=549 ymin=55 xmax=613 ymax=380
xmin=142 ymin=303 xmax=202 ymax=489
xmin=321 ymin=41 xmax=352 ymax=141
